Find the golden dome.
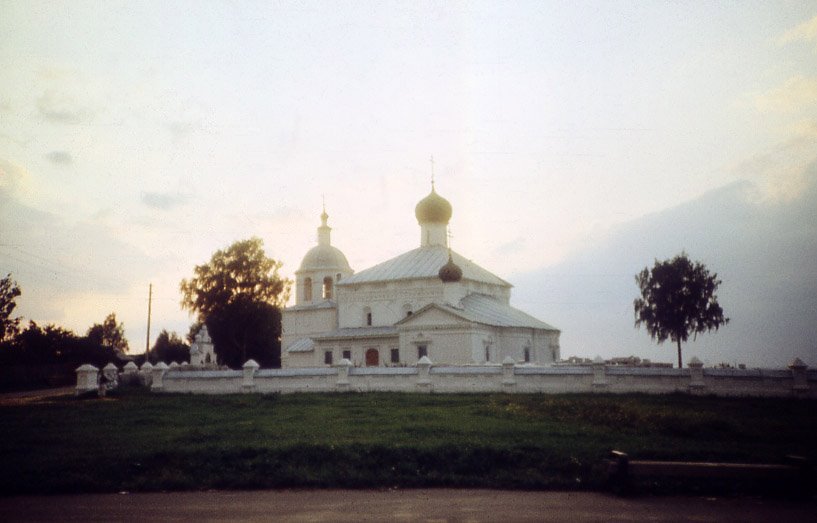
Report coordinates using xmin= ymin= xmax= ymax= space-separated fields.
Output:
xmin=415 ymin=187 xmax=452 ymax=224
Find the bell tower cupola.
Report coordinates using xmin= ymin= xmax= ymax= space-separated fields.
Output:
xmin=295 ymin=205 xmax=353 ymax=305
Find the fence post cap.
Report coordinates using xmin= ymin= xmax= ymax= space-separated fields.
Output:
xmin=153 ymin=361 xmax=169 ymax=370
xmin=140 ymin=361 xmax=153 ymax=371
xmin=75 ymin=364 xmax=99 ymax=372
xmin=688 ymin=356 xmax=704 ymax=367
xmin=243 ymin=359 xmax=260 ymax=370
xmin=788 ymin=357 xmax=807 ymax=370
xmin=417 ymin=356 xmax=433 ymax=366
xmin=502 ymin=356 xmax=515 ymax=366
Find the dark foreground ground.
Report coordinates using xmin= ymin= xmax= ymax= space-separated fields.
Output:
xmin=1 ymin=489 xmax=815 ymax=522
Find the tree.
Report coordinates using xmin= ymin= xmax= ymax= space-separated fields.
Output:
xmin=180 ymin=238 xmax=291 ymax=368
xmin=1 ymin=274 xmax=22 ymax=341
xmin=86 ymin=312 xmax=130 ymax=354
xmin=151 ymin=329 xmax=190 ymax=364
xmin=206 ymin=296 xmax=282 ymax=368
xmin=634 ymin=253 xmax=729 ymax=368
xmin=180 ymin=237 xmax=291 ymax=318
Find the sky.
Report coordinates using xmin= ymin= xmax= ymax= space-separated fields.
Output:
xmin=1 ymin=1 xmax=816 ymax=367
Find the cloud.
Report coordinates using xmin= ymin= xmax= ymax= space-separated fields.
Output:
xmin=729 ymin=121 xmax=817 ymax=202
xmin=44 ymin=150 xmax=73 ymax=166
xmin=166 ymin=120 xmax=202 ymax=141
xmin=754 ymin=76 xmax=817 ymax=113
xmin=512 ymin=162 xmax=817 ymax=368
xmin=36 ymin=90 xmax=94 ymax=124
xmin=141 ymin=191 xmax=190 ymax=210
xmin=778 ymin=14 xmax=817 ymax=48
xmin=0 ymin=158 xmax=31 ymax=198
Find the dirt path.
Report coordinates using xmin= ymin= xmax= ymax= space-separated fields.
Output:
xmin=0 ymin=387 xmax=74 ymax=406
xmin=1 ymin=489 xmax=814 ymax=522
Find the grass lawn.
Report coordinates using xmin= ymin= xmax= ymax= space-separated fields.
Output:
xmin=1 ymin=389 xmax=815 ymax=495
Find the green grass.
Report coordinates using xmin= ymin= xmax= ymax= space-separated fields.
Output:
xmin=0 ymin=390 xmax=815 ymax=495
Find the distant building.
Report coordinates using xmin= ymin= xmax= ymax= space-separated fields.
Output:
xmin=282 ymin=185 xmax=560 ymax=368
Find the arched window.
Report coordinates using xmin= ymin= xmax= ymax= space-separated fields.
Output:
xmin=304 ymin=278 xmax=312 ymax=302
xmin=336 ymin=273 xmax=342 ymax=282
xmin=524 ymin=347 xmax=531 ymax=363
xmin=363 ymin=306 xmax=372 ymax=326
xmin=323 ymin=276 xmax=333 ymax=299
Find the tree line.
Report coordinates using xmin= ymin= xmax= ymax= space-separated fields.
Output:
xmin=2 ymin=237 xmax=727 ymax=390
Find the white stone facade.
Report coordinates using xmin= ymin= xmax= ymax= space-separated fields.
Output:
xmin=281 ymin=186 xmax=561 ymax=368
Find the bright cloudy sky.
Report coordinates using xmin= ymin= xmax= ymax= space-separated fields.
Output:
xmin=1 ymin=1 xmax=816 ymax=366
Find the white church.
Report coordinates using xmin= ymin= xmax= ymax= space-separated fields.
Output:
xmin=281 ymin=185 xmax=560 ymax=368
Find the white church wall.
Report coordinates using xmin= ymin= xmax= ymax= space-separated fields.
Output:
xmin=281 ymin=307 xmax=337 ymax=367
xmin=141 ymin=360 xmax=816 ymax=398
xmin=337 ymin=280 xmax=444 ymax=328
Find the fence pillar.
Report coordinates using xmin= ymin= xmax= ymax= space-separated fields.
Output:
xmin=243 ymin=359 xmax=260 ymax=391
xmin=151 ymin=362 xmax=168 ymax=390
xmin=502 ymin=356 xmax=516 ymax=390
xmin=139 ymin=361 xmax=153 ymax=387
xmin=789 ymin=358 xmax=809 ymax=393
xmin=592 ymin=356 xmax=607 ymax=390
xmin=123 ymin=361 xmax=138 ymax=375
xmin=337 ymin=358 xmax=352 ymax=391
xmin=102 ymin=363 xmax=119 ymax=382
xmin=416 ymin=356 xmax=432 ymax=392
xmin=75 ymin=364 xmax=99 ymax=395
xmin=688 ymin=357 xmax=705 ymax=393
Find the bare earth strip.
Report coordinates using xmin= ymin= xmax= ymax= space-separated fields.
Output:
xmin=0 ymin=387 xmax=74 ymax=406
xmin=1 ymin=489 xmax=815 ymax=522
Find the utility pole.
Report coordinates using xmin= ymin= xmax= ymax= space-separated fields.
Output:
xmin=146 ymin=283 xmax=152 ymax=358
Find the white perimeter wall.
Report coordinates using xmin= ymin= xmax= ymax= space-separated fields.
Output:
xmin=136 ymin=362 xmax=817 ymax=398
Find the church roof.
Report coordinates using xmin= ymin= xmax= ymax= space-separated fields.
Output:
xmin=286 ymin=337 xmax=316 ymax=353
xmin=337 ymin=245 xmax=511 ymax=287
xmin=285 ymin=300 xmax=337 ymax=312
xmin=398 ymin=293 xmax=558 ymax=331
xmin=313 ymin=326 xmax=398 ymax=340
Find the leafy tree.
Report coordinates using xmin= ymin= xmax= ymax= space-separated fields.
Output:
xmin=86 ymin=312 xmax=130 ymax=354
xmin=205 ymin=296 xmax=282 ymax=369
xmin=1 ymin=274 xmax=22 ymax=341
xmin=180 ymin=238 xmax=290 ymax=368
xmin=180 ymin=237 xmax=291 ymax=318
xmin=151 ymin=329 xmax=190 ymax=364
xmin=634 ymin=253 xmax=729 ymax=368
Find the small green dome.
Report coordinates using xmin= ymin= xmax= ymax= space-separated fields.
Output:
xmin=415 ymin=188 xmax=452 ymax=224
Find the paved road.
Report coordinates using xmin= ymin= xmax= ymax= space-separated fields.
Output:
xmin=1 ymin=489 xmax=815 ymax=522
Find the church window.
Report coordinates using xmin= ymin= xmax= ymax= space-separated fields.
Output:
xmin=342 ymin=349 xmax=351 ymax=360
xmin=484 ymin=345 xmax=491 ymax=362
xmin=417 ymin=345 xmax=427 ymax=359
xmin=323 ymin=276 xmax=333 ymax=299
xmin=364 ymin=307 xmax=372 ymax=326
xmin=304 ymin=278 xmax=312 ymax=302
xmin=524 ymin=347 xmax=530 ymax=363
xmin=324 ymin=350 xmax=333 ymax=365
xmin=390 ymin=348 xmax=400 ymax=363
xmin=336 ymin=273 xmax=342 ymax=281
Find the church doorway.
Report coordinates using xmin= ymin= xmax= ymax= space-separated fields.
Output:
xmin=365 ymin=348 xmax=379 ymax=367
